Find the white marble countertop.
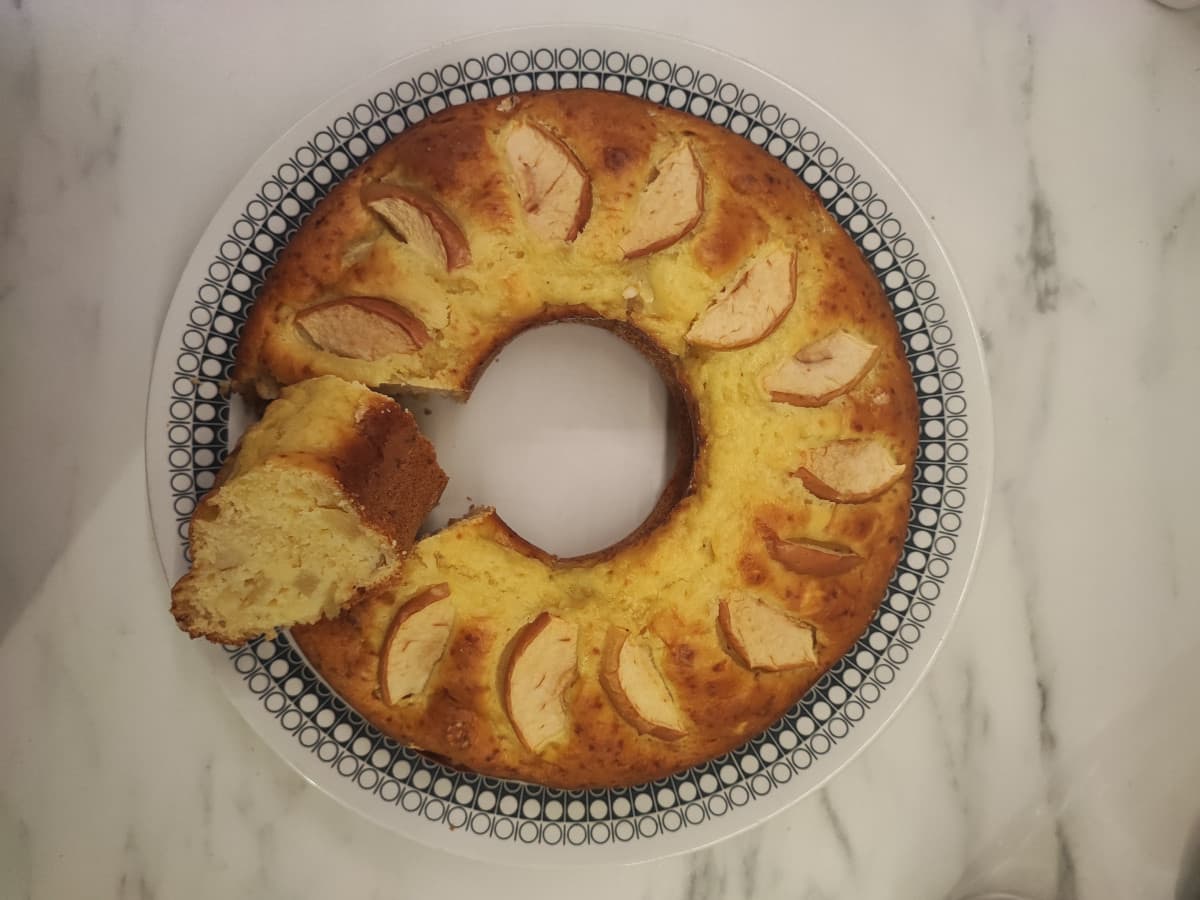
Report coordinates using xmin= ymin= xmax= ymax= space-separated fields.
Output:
xmin=2 ymin=1 xmax=1199 ymax=897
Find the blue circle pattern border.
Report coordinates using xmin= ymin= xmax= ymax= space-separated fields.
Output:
xmin=163 ymin=47 xmax=969 ymax=847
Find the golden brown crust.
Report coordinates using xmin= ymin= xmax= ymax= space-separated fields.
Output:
xmin=257 ymin=90 xmax=918 ymax=787
xmin=232 ymin=90 xmax=835 ymax=396
xmin=334 ymin=402 xmax=447 ymax=539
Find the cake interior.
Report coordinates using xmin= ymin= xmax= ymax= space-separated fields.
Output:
xmin=173 ymin=461 xmax=398 ymax=639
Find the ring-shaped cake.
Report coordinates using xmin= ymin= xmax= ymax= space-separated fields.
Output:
xmin=199 ymin=89 xmax=917 ymax=788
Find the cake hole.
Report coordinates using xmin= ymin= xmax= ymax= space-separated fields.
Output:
xmin=414 ymin=321 xmax=687 ymax=559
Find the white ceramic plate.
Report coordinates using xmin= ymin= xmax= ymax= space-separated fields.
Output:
xmin=146 ymin=26 xmax=993 ymax=865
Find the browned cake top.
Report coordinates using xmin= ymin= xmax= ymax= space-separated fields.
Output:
xmin=238 ymin=89 xmax=917 ymax=787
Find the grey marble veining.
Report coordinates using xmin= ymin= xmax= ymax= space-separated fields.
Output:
xmin=2 ymin=0 xmax=1199 ymax=898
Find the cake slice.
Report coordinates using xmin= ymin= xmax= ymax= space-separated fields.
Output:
xmin=170 ymin=376 xmax=446 ymax=644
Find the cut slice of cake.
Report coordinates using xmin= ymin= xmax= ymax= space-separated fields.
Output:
xmin=170 ymin=376 xmax=446 ymax=644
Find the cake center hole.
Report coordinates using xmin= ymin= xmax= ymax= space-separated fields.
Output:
xmin=414 ymin=322 xmax=682 ymax=559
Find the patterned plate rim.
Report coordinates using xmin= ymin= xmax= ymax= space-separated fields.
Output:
xmin=145 ymin=25 xmax=994 ymax=866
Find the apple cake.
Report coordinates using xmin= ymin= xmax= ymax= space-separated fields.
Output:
xmin=170 ymin=376 xmax=446 ymax=644
xmin=229 ymin=89 xmax=918 ymax=787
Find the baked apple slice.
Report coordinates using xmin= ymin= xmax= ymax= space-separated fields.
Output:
xmin=793 ymin=439 xmax=905 ymax=503
xmin=600 ymin=627 xmax=687 ymax=741
xmin=764 ymin=330 xmax=879 ymax=407
xmin=717 ymin=595 xmax=818 ymax=672
xmin=505 ymin=122 xmax=591 ymax=242
xmin=619 ymin=141 xmax=704 ymax=258
xmin=295 ymin=297 xmax=429 ymax=360
xmin=686 ymin=248 xmax=797 ymax=349
xmin=758 ymin=522 xmax=861 ymax=576
xmin=378 ymin=584 xmax=454 ymax=704
xmin=503 ymin=612 xmax=579 ymax=753
xmin=361 ymin=183 xmax=471 ymax=271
